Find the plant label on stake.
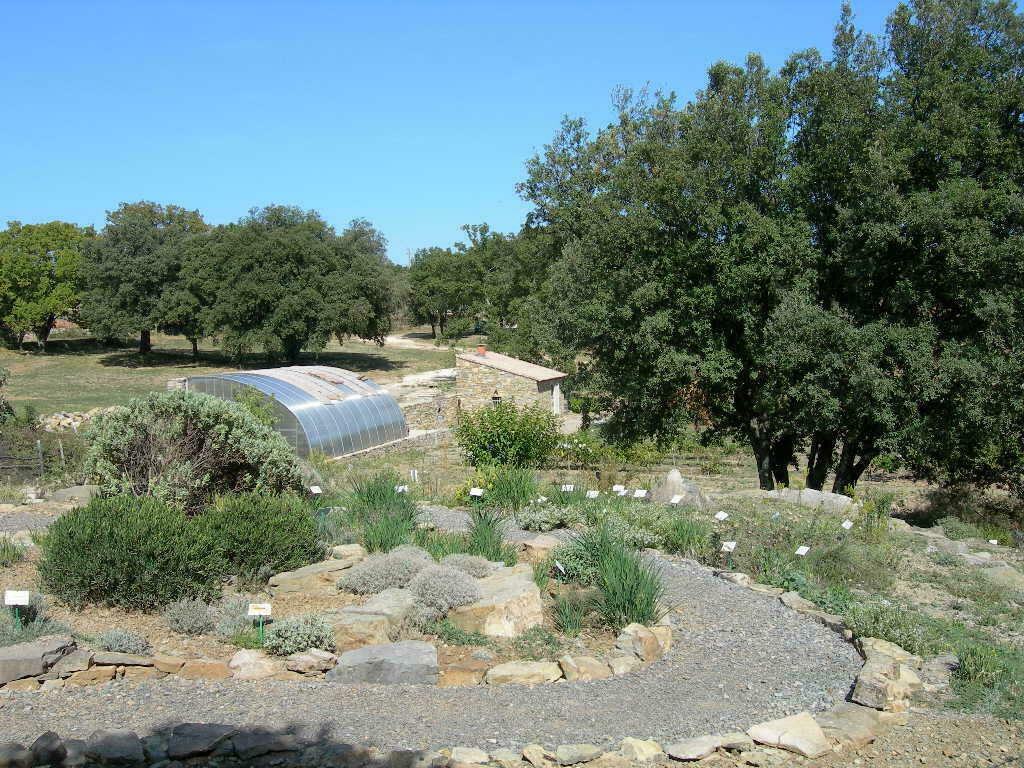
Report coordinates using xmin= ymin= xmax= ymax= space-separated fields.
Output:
xmin=988 ymin=539 xmax=998 ymax=545
xmin=669 ymin=494 xmax=683 ymax=505
xmin=841 ymin=520 xmax=854 ymax=530
xmin=537 ymin=496 xmax=548 ymax=503
xmin=795 ymin=546 xmax=810 ymax=557
xmin=248 ymin=603 xmax=272 ymax=645
xmin=410 ymin=469 xmax=419 ymax=482
xmin=721 ymin=541 xmax=736 ymax=553
xmin=4 ymin=590 xmax=29 ymax=630
xmin=586 ymin=490 xmax=599 ymax=499
xmin=617 ymin=489 xmax=629 ymax=496
xmin=309 ymin=486 xmax=322 ymax=496
xmin=394 ymin=485 xmax=409 ymax=493
xmin=554 ymin=560 xmax=566 ymax=575
xmin=633 ymin=489 xmax=648 ymax=499
xmin=560 ymin=484 xmax=574 ymax=492
xmin=469 ymin=487 xmax=484 ymax=497
xmin=612 ymin=484 xmax=625 ymax=492
xmin=714 ymin=511 xmax=729 ymax=522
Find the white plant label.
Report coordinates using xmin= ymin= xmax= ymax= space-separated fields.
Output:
xmin=633 ymin=489 xmax=648 ymax=499
xmin=612 ymin=484 xmax=625 ymax=492
xmin=988 ymin=539 xmax=999 ymax=545
xmin=560 ymin=484 xmax=574 ymax=492
xmin=714 ymin=511 xmax=729 ymax=521
xmin=537 ymin=496 xmax=548 ymax=503
xmin=841 ymin=520 xmax=854 ymax=530
xmin=469 ymin=487 xmax=484 ymax=497
xmin=394 ymin=485 xmax=409 ymax=493
xmin=669 ymin=494 xmax=683 ymax=505
xmin=617 ymin=489 xmax=629 ymax=496
xmin=795 ymin=545 xmax=810 ymax=557
xmin=721 ymin=541 xmax=737 ymax=553
xmin=4 ymin=590 xmax=29 ymax=606
xmin=554 ymin=560 xmax=566 ymax=575
xmin=410 ymin=469 xmax=419 ymax=482
xmin=309 ymin=486 xmax=322 ymax=495
xmin=586 ymin=490 xmax=600 ymax=499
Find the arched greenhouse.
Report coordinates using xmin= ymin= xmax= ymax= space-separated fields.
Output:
xmin=180 ymin=366 xmax=408 ymax=458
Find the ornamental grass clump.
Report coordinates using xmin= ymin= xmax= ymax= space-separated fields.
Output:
xmin=592 ymin=543 xmax=665 ymax=630
xmin=465 ymin=507 xmax=516 ymax=565
xmin=263 ymin=614 xmax=333 ymax=656
xmin=409 ymin=565 xmax=482 ymax=614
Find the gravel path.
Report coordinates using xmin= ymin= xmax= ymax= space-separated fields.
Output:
xmin=1 ymin=554 xmax=862 ymax=751
xmin=0 ymin=503 xmax=63 ymax=533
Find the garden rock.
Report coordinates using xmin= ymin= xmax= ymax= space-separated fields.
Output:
xmin=50 ymin=485 xmax=100 ymax=505
xmin=448 ymin=565 xmax=544 ymax=638
xmin=617 ymin=738 xmax=662 ymax=761
xmin=168 ymin=723 xmax=236 ymax=759
xmin=979 ymin=564 xmax=1024 ymax=593
xmin=0 ymin=743 xmax=31 ymax=768
xmin=327 ymin=641 xmax=438 ymax=685
xmin=555 ymin=744 xmax=602 ymax=765
xmin=485 ymin=661 xmax=562 ymax=686
xmin=746 ymin=712 xmax=830 ymax=758
xmin=3 ymin=678 xmax=39 ymax=692
xmin=178 ymin=660 xmax=231 ymax=680
xmin=522 ymin=744 xmax=553 ymax=767
xmin=39 ymin=679 xmax=64 ymax=692
xmin=329 ymin=612 xmax=391 ymax=651
xmin=664 ymin=735 xmax=721 ymax=761
xmin=343 ymin=587 xmax=418 ymax=626
xmin=0 ymin=635 xmax=75 ymax=685
xmin=269 ymin=557 xmax=362 ymax=595
xmin=439 ymin=658 xmax=490 ymax=686
xmin=66 ymin=665 xmax=116 ymax=687
xmin=230 ymin=731 xmax=300 ymax=760
xmin=852 ymin=659 xmax=905 ymax=711
xmin=558 ymin=655 xmax=612 ymax=681
xmin=85 ymin=729 xmax=145 ymax=764
xmin=763 ymin=487 xmax=856 ymax=512
xmin=650 ymin=624 xmax=672 ymax=652
xmin=51 ymin=650 xmax=93 ymax=675
xmin=30 ymin=731 xmax=66 ymax=766
xmin=857 ymin=637 xmax=921 ymax=668
xmin=779 ymin=591 xmax=817 ymax=612
xmin=451 ymin=747 xmax=490 ymax=764
xmin=614 ymin=624 xmax=661 ymax=662
xmin=608 ymin=656 xmax=642 ymax=675
xmin=152 ymin=654 xmax=185 ymax=674
xmin=814 ymin=702 xmax=882 ymax=748
xmin=719 ymin=733 xmax=754 ymax=752
xmin=228 ymin=649 xmax=278 ymax=680
xmin=286 ymin=649 xmax=337 ymax=675
xmin=331 ymin=543 xmax=368 ymax=561
xmin=651 ymin=470 xmax=710 ymax=509
xmin=92 ymin=652 xmax=153 ymax=667
xmin=521 ymin=534 xmax=561 ymax=562
xmin=718 ymin=572 xmax=752 ymax=587
xmin=122 ymin=666 xmax=165 ymax=682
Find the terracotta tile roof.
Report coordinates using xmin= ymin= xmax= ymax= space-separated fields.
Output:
xmin=456 ymin=350 xmax=566 ymax=382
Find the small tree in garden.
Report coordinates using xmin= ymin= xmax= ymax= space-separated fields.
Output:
xmin=83 ymin=390 xmax=304 ymax=514
xmin=455 ymin=401 xmax=559 ymax=467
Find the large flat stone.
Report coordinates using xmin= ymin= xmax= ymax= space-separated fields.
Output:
xmin=91 ymin=652 xmax=152 ymax=667
xmin=558 ymin=655 xmax=612 ymax=681
xmin=763 ymin=487 xmax=856 ymax=512
xmin=342 ymin=588 xmax=418 ymax=626
xmin=0 ymin=636 xmax=75 ymax=685
xmin=614 ymin=624 xmax=660 ymax=662
xmin=85 ymin=730 xmax=144 ymax=764
xmin=448 ymin=565 xmax=543 ymax=638
xmin=269 ymin=557 xmax=361 ymax=595
xmin=747 ymin=712 xmax=831 ymax=758
xmin=814 ymin=702 xmax=882 ymax=748
xmin=664 ymin=735 xmax=721 ymax=761
xmin=327 ymin=641 xmax=438 ymax=685
xmin=51 ymin=650 xmax=93 ymax=676
xmin=485 ymin=661 xmax=562 ymax=685
xmin=329 ymin=612 xmax=391 ymax=652
xmin=168 ymin=724 xmax=236 ymax=759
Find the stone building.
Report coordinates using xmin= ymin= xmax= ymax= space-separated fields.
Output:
xmin=455 ymin=345 xmax=567 ymax=415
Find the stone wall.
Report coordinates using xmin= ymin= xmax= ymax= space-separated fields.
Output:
xmin=401 ymin=395 xmax=460 ymax=430
xmin=455 ymin=357 xmax=562 ymax=413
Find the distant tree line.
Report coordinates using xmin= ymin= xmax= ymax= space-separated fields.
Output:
xmin=409 ymin=0 xmax=1024 ymax=501
xmin=0 ymin=203 xmax=399 ymax=362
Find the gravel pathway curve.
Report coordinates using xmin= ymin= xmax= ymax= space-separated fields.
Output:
xmin=0 ymin=504 xmax=63 ymax=533
xmin=1 ymin=553 xmax=861 ymax=751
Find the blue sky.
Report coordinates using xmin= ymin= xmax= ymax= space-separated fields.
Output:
xmin=0 ymin=1 xmax=893 ymax=263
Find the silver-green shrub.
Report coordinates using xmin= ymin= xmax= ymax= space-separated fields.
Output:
xmin=409 ymin=565 xmax=482 ymax=613
xmin=212 ymin=595 xmax=254 ymax=638
xmin=263 ymin=614 xmax=334 ymax=655
xmin=338 ymin=549 xmax=432 ymax=594
xmin=440 ymin=553 xmax=494 ymax=578
xmin=83 ymin=390 xmax=304 ymax=514
xmin=95 ymin=628 xmax=152 ymax=655
xmin=516 ymin=502 xmax=586 ymax=532
xmin=162 ymin=598 xmax=215 ymax=635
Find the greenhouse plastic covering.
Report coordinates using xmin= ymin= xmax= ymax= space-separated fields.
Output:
xmin=184 ymin=366 xmax=408 ymax=458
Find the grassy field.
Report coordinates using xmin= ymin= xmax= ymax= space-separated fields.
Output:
xmin=0 ymin=330 xmax=455 ymax=413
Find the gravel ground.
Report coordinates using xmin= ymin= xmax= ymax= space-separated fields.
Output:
xmin=0 ymin=503 xmax=64 ymax=533
xmin=0 ymin=553 xmax=862 ymax=751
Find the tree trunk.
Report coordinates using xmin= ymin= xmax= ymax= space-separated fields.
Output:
xmin=190 ymin=338 xmax=199 ymax=359
xmin=429 ymin=322 xmax=436 ymax=339
xmin=35 ymin=314 xmax=56 ymax=352
xmin=769 ymin=435 xmax=794 ymax=488
xmin=139 ymin=329 xmax=152 ymax=354
xmin=439 ymin=315 xmax=446 ymax=337
xmin=805 ymin=431 xmax=837 ymax=490
xmin=831 ymin=439 xmax=878 ymax=496
xmin=748 ymin=427 xmax=775 ymax=491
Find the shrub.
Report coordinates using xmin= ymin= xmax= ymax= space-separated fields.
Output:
xmin=162 ymin=599 xmax=215 ymax=636
xmin=842 ymin=600 xmax=944 ymax=656
xmin=263 ymin=614 xmax=333 ymax=655
xmin=212 ymin=595 xmax=255 ymax=639
xmin=409 ymin=565 xmax=482 ymax=613
xmin=440 ymin=554 xmax=494 ymax=578
xmin=455 ymin=402 xmax=559 ymax=468
xmin=512 ymin=627 xmax=562 ymax=660
xmin=0 ymin=537 xmax=26 ymax=567
xmin=456 ymin=465 xmax=538 ymax=511
xmin=414 ymin=529 xmax=470 ymax=560
xmin=194 ymin=492 xmax=323 ymax=582
xmin=465 ymin=508 xmax=516 ymax=565
xmin=37 ymin=495 xmax=223 ymax=610
xmin=552 ymin=525 xmax=622 ymax=585
xmin=592 ymin=543 xmax=666 ymax=630
xmin=425 ymin=619 xmax=491 ymax=646
xmin=517 ymin=502 xmax=585 ymax=532
xmin=95 ymin=628 xmax=152 ymax=655
xmin=82 ymin=390 xmax=303 ymax=514
xmin=349 ymin=472 xmax=420 ymax=552
xmin=338 ymin=548 xmax=432 ymax=594
xmin=0 ymin=595 xmax=69 ymax=648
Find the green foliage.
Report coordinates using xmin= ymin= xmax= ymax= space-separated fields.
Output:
xmin=661 ymin=517 xmax=713 ymax=560
xmin=212 ymin=595 xmax=256 ymax=639
xmin=83 ymin=390 xmax=303 ymax=515
xmin=228 ymin=628 xmax=264 ymax=649
xmin=511 ymin=626 xmax=562 ymax=661
xmin=37 ymin=495 xmax=222 ymax=610
xmin=592 ymin=542 xmax=666 ymax=630
xmin=455 ymin=402 xmax=559 ymax=468
xmin=409 ymin=565 xmax=482 ymax=613
xmin=233 ymin=388 xmax=279 ymax=427
xmin=424 ymin=619 xmax=492 ymax=647
xmin=517 ymin=501 xmax=586 ymax=532
xmin=952 ymin=645 xmax=1024 ymax=718
xmin=465 ymin=507 xmax=516 ymax=565
xmin=0 ymin=595 xmax=69 ymax=648
xmin=345 ymin=471 xmax=420 ymax=552
xmin=263 ymin=614 xmax=334 ymax=655
xmin=553 ymin=592 xmax=590 ymax=637
xmin=458 ymin=465 xmax=538 ymax=511
xmin=532 ymin=557 xmax=553 ymax=591
xmin=413 ymin=528 xmax=470 ymax=561
xmin=194 ymin=492 xmax=323 ymax=582
xmin=0 ymin=538 xmax=26 ymax=568
xmin=95 ymin=628 xmax=153 ymax=655
xmin=843 ymin=600 xmax=946 ymax=657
